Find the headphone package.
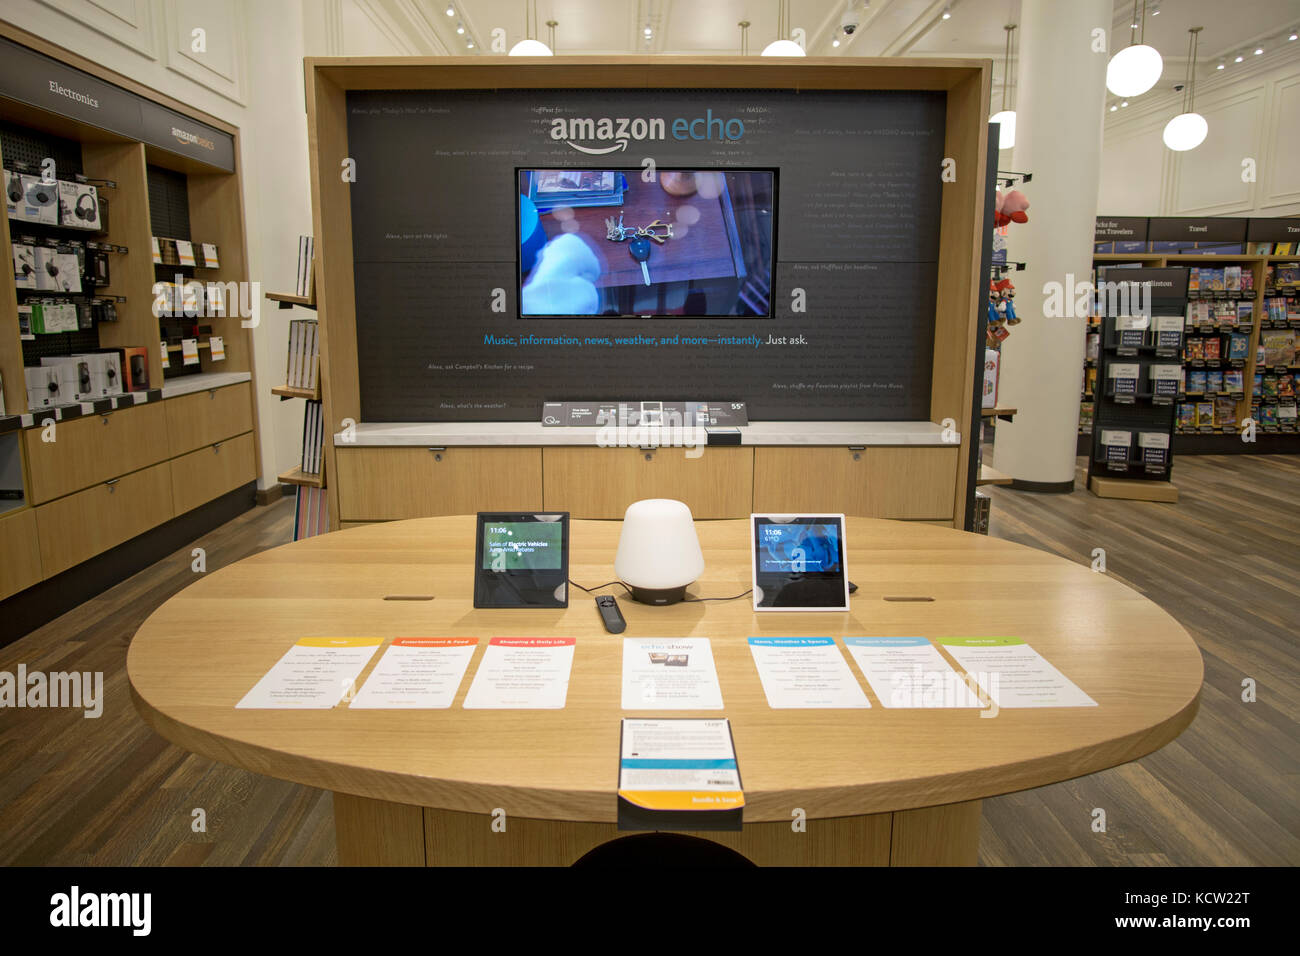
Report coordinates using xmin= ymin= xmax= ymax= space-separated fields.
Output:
xmin=89 ymin=248 xmax=110 ymax=287
xmin=27 ymin=300 xmax=78 ymax=334
xmin=40 ymin=356 xmax=96 ymax=403
xmin=58 ymin=181 xmax=100 ymax=230
xmin=4 ymin=169 xmax=23 ymax=220
xmin=73 ymin=352 xmax=123 ymax=398
xmin=25 ymin=365 xmax=62 ymax=410
xmin=33 ymin=245 xmax=81 ymax=294
xmin=17 ymin=174 xmax=58 ymax=225
xmin=12 ymin=242 xmax=36 ymax=289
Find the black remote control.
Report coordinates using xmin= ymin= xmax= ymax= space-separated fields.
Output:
xmin=596 ymin=595 xmax=626 ymax=634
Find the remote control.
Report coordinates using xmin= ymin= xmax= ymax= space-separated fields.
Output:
xmin=596 ymin=595 xmax=626 ymax=634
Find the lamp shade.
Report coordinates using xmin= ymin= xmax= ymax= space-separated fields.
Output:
xmin=1162 ymin=112 xmax=1207 ymax=151
xmin=508 ymin=38 xmax=553 ymax=56
xmin=1106 ymin=43 xmax=1163 ymax=96
xmin=761 ymin=39 xmax=805 ymax=56
xmin=614 ymin=499 xmax=705 ymax=605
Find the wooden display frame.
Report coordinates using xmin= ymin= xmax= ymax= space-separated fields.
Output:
xmin=304 ymin=56 xmax=991 ymax=531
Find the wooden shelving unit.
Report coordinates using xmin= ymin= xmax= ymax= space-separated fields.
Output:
xmin=266 ymin=291 xmax=316 ymax=310
xmin=976 ymin=464 xmax=1012 ymax=486
xmin=278 ymin=466 xmax=323 ymax=488
xmin=271 ymin=383 xmax=320 ymax=401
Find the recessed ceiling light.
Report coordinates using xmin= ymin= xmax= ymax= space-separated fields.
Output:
xmin=1254 ymin=47 xmax=1263 ymax=55
xmin=832 ymin=38 xmax=840 ymax=47
xmin=941 ymin=7 xmax=951 ymax=20
xmin=1110 ymin=104 xmax=1118 ymax=112
xmin=1234 ymin=54 xmax=1243 ymax=62
xmin=1216 ymin=62 xmax=1225 ymax=69
xmin=456 ymin=23 xmax=465 ymax=34
xmin=1289 ymin=32 xmax=1298 ymax=41
xmin=445 ymin=4 xmax=454 ymax=16
xmin=644 ymin=26 xmax=652 ymax=37
xmin=1120 ymin=100 xmax=1129 ymax=107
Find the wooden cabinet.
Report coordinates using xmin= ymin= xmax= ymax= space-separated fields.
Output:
xmin=542 ymin=447 xmax=754 ymax=519
xmin=164 ymin=383 xmax=254 ymax=458
xmin=170 ymin=432 xmax=256 ymax=515
xmin=752 ymin=447 xmax=959 ymax=519
xmin=335 ymin=447 xmax=542 ymax=520
xmin=35 ymin=461 xmax=174 ymax=577
xmin=23 ymin=402 xmax=168 ymax=505
xmin=0 ymin=508 xmax=42 ymax=600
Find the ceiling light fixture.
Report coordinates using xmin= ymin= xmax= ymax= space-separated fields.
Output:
xmin=456 ymin=22 xmax=465 ymax=34
xmin=1120 ymin=100 xmax=1129 ymax=107
xmin=1110 ymin=104 xmax=1118 ymax=112
xmin=832 ymin=37 xmax=840 ymax=47
xmin=509 ymin=0 xmax=552 ymax=55
xmin=990 ymin=24 xmax=1017 ymax=149
xmin=1108 ymin=0 xmax=1163 ymax=96
xmin=942 ymin=7 xmax=951 ymax=20
xmin=1254 ymin=47 xmax=1263 ymax=55
xmin=445 ymin=4 xmax=454 ymax=16
xmin=1216 ymin=61 xmax=1225 ymax=69
xmin=1289 ymin=31 xmax=1297 ymax=41
xmin=761 ymin=0 xmax=805 ymax=56
xmin=1163 ymin=27 xmax=1208 ymax=151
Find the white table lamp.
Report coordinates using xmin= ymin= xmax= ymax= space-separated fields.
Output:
xmin=614 ymin=499 xmax=705 ymax=605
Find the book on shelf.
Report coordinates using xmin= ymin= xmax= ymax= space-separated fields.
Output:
xmin=1214 ymin=397 xmax=1238 ymax=429
xmin=296 ymin=235 xmax=314 ymax=299
xmin=300 ymin=399 xmax=324 ymax=475
xmin=293 ymin=486 xmax=329 ymax=541
xmin=285 ymin=318 xmax=319 ymax=390
xmin=1176 ymin=403 xmax=1195 ymax=430
xmin=1262 ymin=330 xmax=1297 ymax=367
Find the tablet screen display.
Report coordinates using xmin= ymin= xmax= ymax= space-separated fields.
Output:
xmin=752 ymin=514 xmax=848 ymax=611
xmin=474 ymin=512 xmax=569 ymax=608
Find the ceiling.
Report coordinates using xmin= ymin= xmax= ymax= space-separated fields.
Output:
xmin=417 ymin=0 xmax=1300 ymax=61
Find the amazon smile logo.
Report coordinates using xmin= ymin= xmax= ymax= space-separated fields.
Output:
xmin=550 ymin=111 xmax=744 ymax=154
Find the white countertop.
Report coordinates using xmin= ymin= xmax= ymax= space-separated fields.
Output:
xmin=160 ymin=371 xmax=252 ymax=399
xmin=333 ymin=420 xmax=961 ymax=448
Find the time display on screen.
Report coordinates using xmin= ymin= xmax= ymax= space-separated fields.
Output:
xmin=758 ymin=523 xmax=841 ymax=574
xmin=482 ymin=521 xmax=564 ymax=571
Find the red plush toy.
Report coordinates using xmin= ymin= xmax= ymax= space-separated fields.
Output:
xmin=994 ymin=188 xmax=1030 ymax=228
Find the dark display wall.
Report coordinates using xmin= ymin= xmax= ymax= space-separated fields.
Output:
xmin=346 ymin=88 xmax=946 ymax=421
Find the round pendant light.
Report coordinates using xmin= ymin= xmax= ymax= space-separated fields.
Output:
xmin=508 ymin=1 xmax=552 ymax=56
xmin=990 ymin=110 xmax=1017 ymax=150
xmin=989 ymin=25 xmax=1017 ymax=149
xmin=1162 ymin=112 xmax=1208 ymax=151
xmin=1163 ymin=27 xmax=1207 ymax=151
xmin=761 ymin=1 xmax=805 ymax=56
xmin=1107 ymin=1 xmax=1163 ymax=96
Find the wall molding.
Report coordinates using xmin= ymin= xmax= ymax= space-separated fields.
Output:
xmin=33 ymin=0 xmax=158 ymax=60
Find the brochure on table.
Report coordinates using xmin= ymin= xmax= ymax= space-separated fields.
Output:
xmin=461 ymin=637 xmax=575 ymax=709
xmin=939 ymin=637 xmax=1098 ymax=708
xmin=621 ymin=638 xmax=723 ymax=710
xmin=235 ymin=637 xmax=382 ymax=709
xmin=747 ymin=637 xmax=870 ymax=708
xmin=348 ymin=638 xmax=477 ymax=709
xmin=617 ymin=718 xmax=744 ymax=831
xmin=843 ymin=637 xmax=982 ymax=708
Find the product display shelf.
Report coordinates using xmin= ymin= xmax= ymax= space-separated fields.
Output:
xmin=266 ymin=291 xmax=316 ymax=310
xmin=277 ymin=465 xmax=323 ymax=488
xmin=1085 ymin=251 xmax=1279 ymax=451
xmin=976 ymin=463 xmax=1012 ymax=486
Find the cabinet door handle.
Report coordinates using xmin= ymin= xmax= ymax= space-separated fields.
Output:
xmin=429 ymin=446 xmax=445 ymax=462
xmin=208 ymin=389 xmax=217 ymax=399
xmin=212 ymin=441 xmax=223 ymax=452
xmin=105 ymin=478 xmax=120 ymax=492
xmin=101 ymin=415 xmax=111 ymax=425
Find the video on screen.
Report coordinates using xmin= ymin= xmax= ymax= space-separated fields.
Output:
xmin=757 ymin=523 xmax=842 ymax=574
xmin=517 ymin=168 xmax=776 ymax=318
xmin=482 ymin=521 xmax=564 ymax=571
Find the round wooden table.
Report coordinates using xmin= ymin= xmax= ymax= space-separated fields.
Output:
xmin=128 ymin=516 xmax=1203 ymax=866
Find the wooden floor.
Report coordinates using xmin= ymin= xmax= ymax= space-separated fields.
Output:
xmin=1 ymin=455 xmax=1296 ymax=866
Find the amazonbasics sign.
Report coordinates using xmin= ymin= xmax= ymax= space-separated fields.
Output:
xmin=550 ymin=110 xmax=745 ymax=154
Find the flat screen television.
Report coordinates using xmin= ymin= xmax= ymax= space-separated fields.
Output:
xmin=517 ymin=167 xmax=777 ymax=318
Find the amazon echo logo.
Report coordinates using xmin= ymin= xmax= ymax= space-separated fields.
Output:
xmin=550 ymin=110 xmax=744 ymax=154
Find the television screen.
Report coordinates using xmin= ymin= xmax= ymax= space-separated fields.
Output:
xmin=518 ymin=168 xmax=776 ymax=318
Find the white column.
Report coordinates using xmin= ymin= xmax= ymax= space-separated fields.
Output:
xmin=992 ymin=0 xmax=1111 ymax=489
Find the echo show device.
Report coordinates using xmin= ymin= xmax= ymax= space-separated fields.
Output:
xmin=474 ymin=512 xmax=570 ymax=609
xmin=751 ymin=514 xmax=849 ymax=612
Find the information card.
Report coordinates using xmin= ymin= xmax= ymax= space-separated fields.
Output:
xmin=747 ymin=637 xmax=869 ymax=708
xmin=349 ymin=637 xmax=477 ymax=709
xmin=938 ymin=637 xmax=1098 ymax=708
xmin=617 ymin=718 xmax=744 ymax=829
xmin=622 ymin=638 xmax=723 ymax=710
xmin=235 ymin=637 xmax=382 ymax=709
xmin=843 ymin=637 xmax=983 ymax=708
xmin=462 ymin=637 xmax=575 ymax=709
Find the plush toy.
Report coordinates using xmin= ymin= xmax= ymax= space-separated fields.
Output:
xmin=993 ymin=188 xmax=1030 ymax=228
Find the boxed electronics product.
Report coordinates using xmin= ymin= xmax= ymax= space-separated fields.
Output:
xmin=17 ymin=175 xmax=59 ymax=224
xmin=41 ymin=356 xmax=96 ymax=402
xmin=28 ymin=301 xmax=79 ymax=334
xmin=33 ymin=246 xmax=81 ymax=293
xmin=117 ymin=346 xmax=149 ymax=391
xmin=982 ymin=348 xmax=999 ymax=409
xmin=57 ymin=181 xmax=100 ymax=230
xmin=75 ymin=352 xmax=123 ymax=397
xmin=12 ymin=242 xmax=35 ymax=289
xmin=4 ymin=169 xmax=23 ymax=219
xmin=25 ymin=365 xmax=63 ymax=409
